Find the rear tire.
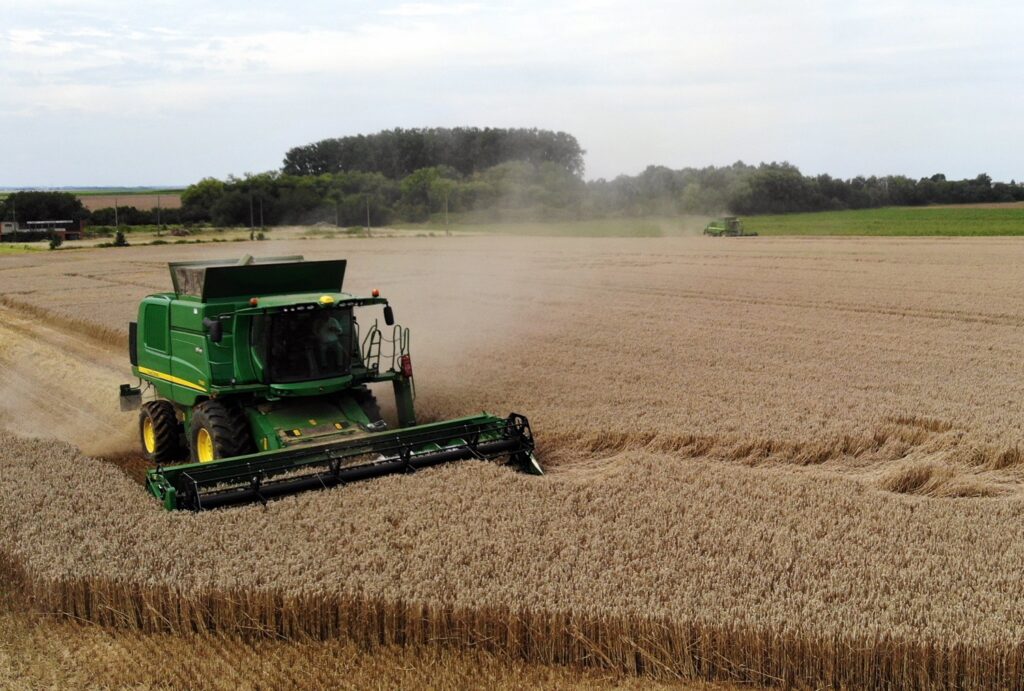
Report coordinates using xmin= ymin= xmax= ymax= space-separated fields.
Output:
xmin=139 ymin=400 xmax=182 ymax=463
xmin=189 ymin=400 xmax=255 ymax=463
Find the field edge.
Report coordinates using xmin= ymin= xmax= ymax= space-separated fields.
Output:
xmin=1 ymin=549 xmax=1019 ymax=688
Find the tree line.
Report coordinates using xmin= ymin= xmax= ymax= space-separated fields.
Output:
xmin=630 ymin=163 xmax=1024 ymax=216
xmin=3 ymin=129 xmax=1022 ymax=229
xmin=177 ymin=160 xmax=587 ymax=226
xmin=175 ymin=162 xmax=1024 ymax=226
xmin=0 ymin=191 xmax=185 ymax=228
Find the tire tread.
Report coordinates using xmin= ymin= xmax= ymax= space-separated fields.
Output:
xmin=190 ymin=400 xmax=255 ymax=462
xmin=140 ymin=400 xmax=183 ymax=463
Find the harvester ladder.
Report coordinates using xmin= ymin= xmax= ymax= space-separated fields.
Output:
xmin=361 ymin=322 xmax=411 ymax=374
xmin=362 ymin=325 xmax=383 ymax=372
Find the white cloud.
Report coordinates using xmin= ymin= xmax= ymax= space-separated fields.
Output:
xmin=0 ymin=78 xmax=248 ymax=117
xmin=0 ymin=0 xmax=1021 ymax=184
xmin=381 ymin=3 xmax=481 ymax=16
xmin=66 ymin=27 xmax=115 ymax=38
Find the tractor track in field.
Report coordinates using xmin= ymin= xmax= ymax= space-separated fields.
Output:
xmin=0 ymin=301 xmax=137 ymax=457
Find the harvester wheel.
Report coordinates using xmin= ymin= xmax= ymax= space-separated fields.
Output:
xmin=352 ymin=387 xmax=383 ymax=424
xmin=189 ymin=400 xmax=255 ymax=464
xmin=139 ymin=401 xmax=183 ymax=463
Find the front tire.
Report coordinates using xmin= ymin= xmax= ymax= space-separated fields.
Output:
xmin=189 ymin=400 xmax=255 ymax=463
xmin=139 ymin=401 xmax=183 ymax=463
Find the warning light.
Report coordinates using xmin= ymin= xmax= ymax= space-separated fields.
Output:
xmin=371 ymin=288 xmax=380 ymax=297
xmin=249 ymin=297 xmax=259 ymax=306
xmin=319 ymin=295 xmax=335 ymax=305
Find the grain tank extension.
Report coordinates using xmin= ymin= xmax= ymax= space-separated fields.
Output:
xmin=119 ymin=256 xmax=541 ymax=510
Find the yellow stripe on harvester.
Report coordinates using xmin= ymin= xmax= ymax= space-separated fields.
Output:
xmin=137 ymin=366 xmax=207 ymax=392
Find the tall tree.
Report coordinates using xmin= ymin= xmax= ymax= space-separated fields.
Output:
xmin=283 ymin=127 xmax=585 ymax=179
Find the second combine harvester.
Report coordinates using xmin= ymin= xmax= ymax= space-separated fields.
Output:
xmin=119 ymin=256 xmax=542 ymax=511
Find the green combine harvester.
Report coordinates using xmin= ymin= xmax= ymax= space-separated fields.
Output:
xmin=703 ymin=217 xmax=757 ymax=237
xmin=119 ymin=256 xmax=541 ymax=511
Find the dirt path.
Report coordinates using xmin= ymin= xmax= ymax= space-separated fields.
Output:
xmin=0 ymin=303 xmax=136 ymax=456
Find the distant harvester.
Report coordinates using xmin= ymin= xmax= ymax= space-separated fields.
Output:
xmin=703 ymin=216 xmax=758 ymax=237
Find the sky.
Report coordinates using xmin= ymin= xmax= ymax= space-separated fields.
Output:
xmin=0 ymin=0 xmax=1021 ymax=186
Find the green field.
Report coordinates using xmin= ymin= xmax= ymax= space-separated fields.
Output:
xmin=745 ymin=206 xmax=1024 ymax=236
xmin=5 ymin=203 xmax=1023 ymax=240
xmin=404 ymin=206 xmax=1024 ymax=238
xmin=0 ymin=245 xmax=41 ymax=255
xmin=402 ymin=216 xmax=705 ymax=237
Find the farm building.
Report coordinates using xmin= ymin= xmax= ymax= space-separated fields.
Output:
xmin=0 ymin=219 xmax=82 ymax=242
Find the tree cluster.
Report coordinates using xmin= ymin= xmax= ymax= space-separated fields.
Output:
xmin=0 ymin=192 xmax=184 ymax=230
xmin=0 ymin=191 xmax=89 ymax=224
xmin=282 ymin=127 xmax=586 ymax=178
xmin=178 ymin=161 xmax=588 ymax=226
xmin=89 ymin=206 xmax=182 ymax=225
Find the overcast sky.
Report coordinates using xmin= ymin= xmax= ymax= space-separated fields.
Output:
xmin=1 ymin=0 xmax=1021 ymax=186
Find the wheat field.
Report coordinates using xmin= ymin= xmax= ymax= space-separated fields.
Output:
xmin=3 ymin=236 xmax=1024 ymax=687
xmin=1 ymin=590 xmax=717 ymax=690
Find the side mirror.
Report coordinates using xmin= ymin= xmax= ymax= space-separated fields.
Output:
xmin=203 ymin=317 xmax=224 ymax=343
xmin=383 ymin=305 xmax=395 ymax=326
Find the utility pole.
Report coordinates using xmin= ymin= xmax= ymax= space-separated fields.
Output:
xmin=249 ymin=192 xmax=254 ymax=240
xmin=444 ymin=190 xmax=450 ymax=236
xmin=114 ymin=197 xmax=118 ymax=227
xmin=156 ymin=195 xmax=162 ymax=232
xmin=259 ymin=197 xmax=264 ymax=229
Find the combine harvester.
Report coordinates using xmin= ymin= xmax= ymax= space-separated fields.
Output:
xmin=120 ymin=256 xmax=541 ymax=511
xmin=703 ymin=216 xmax=757 ymax=237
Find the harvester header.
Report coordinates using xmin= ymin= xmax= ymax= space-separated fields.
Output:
xmin=120 ymin=256 xmax=541 ymax=510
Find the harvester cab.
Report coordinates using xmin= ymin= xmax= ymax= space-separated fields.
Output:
xmin=120 ymin=256 xmax=541 ymax=511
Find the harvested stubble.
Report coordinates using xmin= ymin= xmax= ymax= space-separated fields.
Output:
xmin=6 ymin=237 xmax=1024 ymax=478
xmin=5 ymin=236 xmax=1024 ymax=687
xmin=77 ymin=193 xmax=182 ymax=212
